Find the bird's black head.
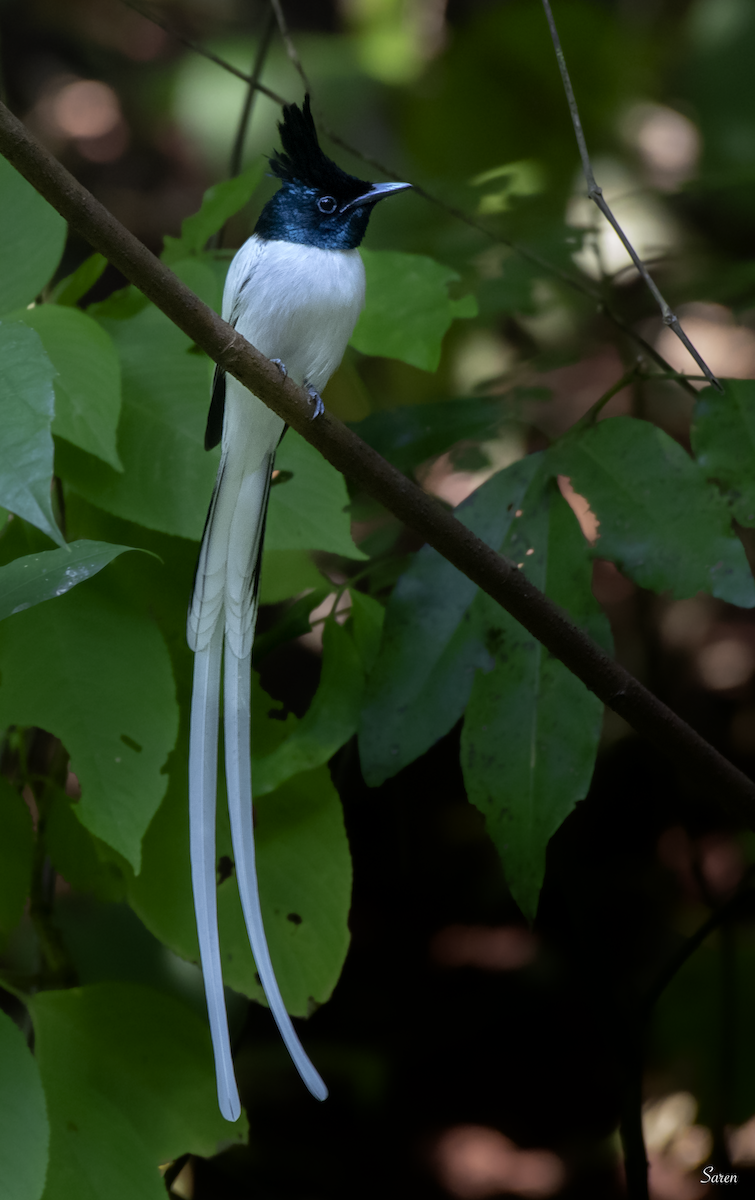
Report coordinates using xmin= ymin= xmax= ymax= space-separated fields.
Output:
xmin=254 ymin=96 xmax=410 ymax=251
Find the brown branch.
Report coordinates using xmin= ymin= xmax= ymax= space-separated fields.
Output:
xmin=0 ymin=99 xmax=752 ymax=821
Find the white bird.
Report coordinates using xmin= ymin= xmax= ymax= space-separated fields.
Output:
xmin=187 ymin=96 xmax=410 ymax=1120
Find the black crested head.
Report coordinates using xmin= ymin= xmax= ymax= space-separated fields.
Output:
xmin=269 ymin=95 xmax=371 ymax=198
xmin=254 ymin=95 xmax=411 ymax=251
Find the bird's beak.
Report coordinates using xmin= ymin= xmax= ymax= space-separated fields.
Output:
xmin=340 ymin=181 xmax=412 ymax=213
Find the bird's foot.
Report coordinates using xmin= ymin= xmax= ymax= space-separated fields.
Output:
xmin=305 ymin=384 xmax=325 ymax=419
xmin=270 ymin=358 xmax=287 ymax=378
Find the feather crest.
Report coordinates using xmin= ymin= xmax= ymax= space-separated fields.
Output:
xmin=269 ymin=95 xmax=370 ymax=199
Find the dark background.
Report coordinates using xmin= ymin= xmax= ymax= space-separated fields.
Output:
xmin=4 ymin=1 xmax=755 ymax=1196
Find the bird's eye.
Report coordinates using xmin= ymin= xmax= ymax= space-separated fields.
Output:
xmin=317 ymin=195 xmax=337 ymax=214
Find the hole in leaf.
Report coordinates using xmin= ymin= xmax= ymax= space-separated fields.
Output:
xmin=217 ymin=855 xmax=234 ymax=884
xmin=271 ymin=469 xmax=293 ymax=486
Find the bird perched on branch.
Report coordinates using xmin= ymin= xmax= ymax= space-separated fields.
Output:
xmin=187 ymin=95 xmax=410 ymax=1121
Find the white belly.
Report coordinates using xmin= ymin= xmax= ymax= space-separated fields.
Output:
xmin=223 ymin=236 xmax=366 ymax=395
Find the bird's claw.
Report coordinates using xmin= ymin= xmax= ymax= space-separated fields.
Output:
xmin=306 ymin=385 xmax=325 ymax=419
xmin=270 ymin=358 xmax=287 ymax=378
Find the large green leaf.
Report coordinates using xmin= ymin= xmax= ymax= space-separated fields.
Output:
xmin=554 ymin=416 xmax=755 ymax=606
xmin=0 ymin=155 xmax=66 ymax=316
xmin=0 ymin=541 xmax=137 ymax=622
xmin=0 ymin=777 xmax=34 ymax=936
xmin=0 ymin=322 xmax=64 ymax=547
xmin=0 ymin=580 xmax=178 ymax=871
xmin=350 ymin=395 xmax=514 ymax=474
xmin=30 ymin=983 xmax=246 ymax=1200
xmin=162 ymin=158 xmax=265 ymax=264
xmin=352 ymin=249 xmax=477 ymax=371
xmin=692 ymin=379 xmax=755 ymax=527
xmin=11 ymin=306 xmax=122 ymax=470
xmin=56 ymin=263 xmax=218 ymax=539
xmin=268 ymin=431 xmax=367 ymax=558
xmin=461 ymin=475 xmax=610 ymax=921
xmin=0 ymin=1009 xmax=49 ymax=1200
xmin=358 ymin=454 xmax=541 ymax=786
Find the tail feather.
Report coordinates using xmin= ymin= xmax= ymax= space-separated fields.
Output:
xmin=189 ymin=625 xmax=241 ymax=1122
xmin=190 ymin=394 xmax=324 ymax=1118
xmin=224 ymin=641 xmax=328 ymax=1101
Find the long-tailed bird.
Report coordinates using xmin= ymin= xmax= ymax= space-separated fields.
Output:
xmin=187 ymin=96 xmax=410 ymax=1121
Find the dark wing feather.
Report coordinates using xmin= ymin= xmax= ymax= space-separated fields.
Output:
xmin=205 ymin=366 xmax=226 ymax=451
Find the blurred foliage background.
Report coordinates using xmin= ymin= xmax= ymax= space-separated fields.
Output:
xmin=4 ymin=0 xmax=755 ymax=1197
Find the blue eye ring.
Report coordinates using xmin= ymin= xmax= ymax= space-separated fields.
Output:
xmin=317 ymin=195 xmax=337 ymax=214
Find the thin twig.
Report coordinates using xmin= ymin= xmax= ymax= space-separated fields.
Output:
xmin=207 ymin=4 xmax=276 ymax=251
xmin=540 ymin=0 xmax=723 ymax=394
xmin=0 ymin=99 xmax=753 ymax=826
xmin=229 ymin=5 xmax=276 ymax=179
xmin=119 ymin=0 xmax=286 ymax=104
xmin=269 ymin=0 xmax=311 ymax=93
xmin=118 ymin=0 xmax=699 ymax=398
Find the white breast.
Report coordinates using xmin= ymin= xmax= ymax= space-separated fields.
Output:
xmin=223 ymin=236 xmax=366 ymax=394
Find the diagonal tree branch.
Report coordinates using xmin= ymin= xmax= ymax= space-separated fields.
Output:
xmin=0 ymin=99 xmax=752 ymax=821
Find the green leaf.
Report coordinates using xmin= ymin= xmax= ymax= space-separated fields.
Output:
xmin=359 ymin=454 xmax=541 ymax=786
xmin=29 ymin=983 xmax=245 ymax=1200
xmin=0 ymin=155 xmax=66 ymax=316
xmin=0 ymin=1008 xmax=49 ymax=1200
xmin=254 ymin=618 xmax=364 ymax=794
xmin=10 ymin=307 xmax=122 ymax=470
xmin=50 ymin=254 xmax=108 ymax=308
xmin=258 ymin=549 xmax=326 ymax=606
xmin=461 ymin=477 xmax=610 ymax=921
xmin=0 ymin=579 xmax=178 ymax=871
xmin=128 ymin=734 xmax=352 ymax=1018
xmin=349 ymin=590 xmax=385 ymax=674
xmin=268 ymin=431 xmax=367 ymax=558
xmin=57 ymin=263 xmax=217 ymax=539
xmin=0 ymin=778 xmax=34 ymax=935
xmin=352 ymin=249 xmax=477 ymax=371
xmin=0 ymin=322 xmax=64 ymax=547
xmin=350 ymin=396 xmax=513 ymax=474
xmin=692 ymin=379 xmax=755 ymax=526
xmin=162 ymin=159 xmax=265 ymax=264
xmin=0 ymin=541 xmax=137 ymax=622
xmin=555 ymin=416 xmax=755 ymax=607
